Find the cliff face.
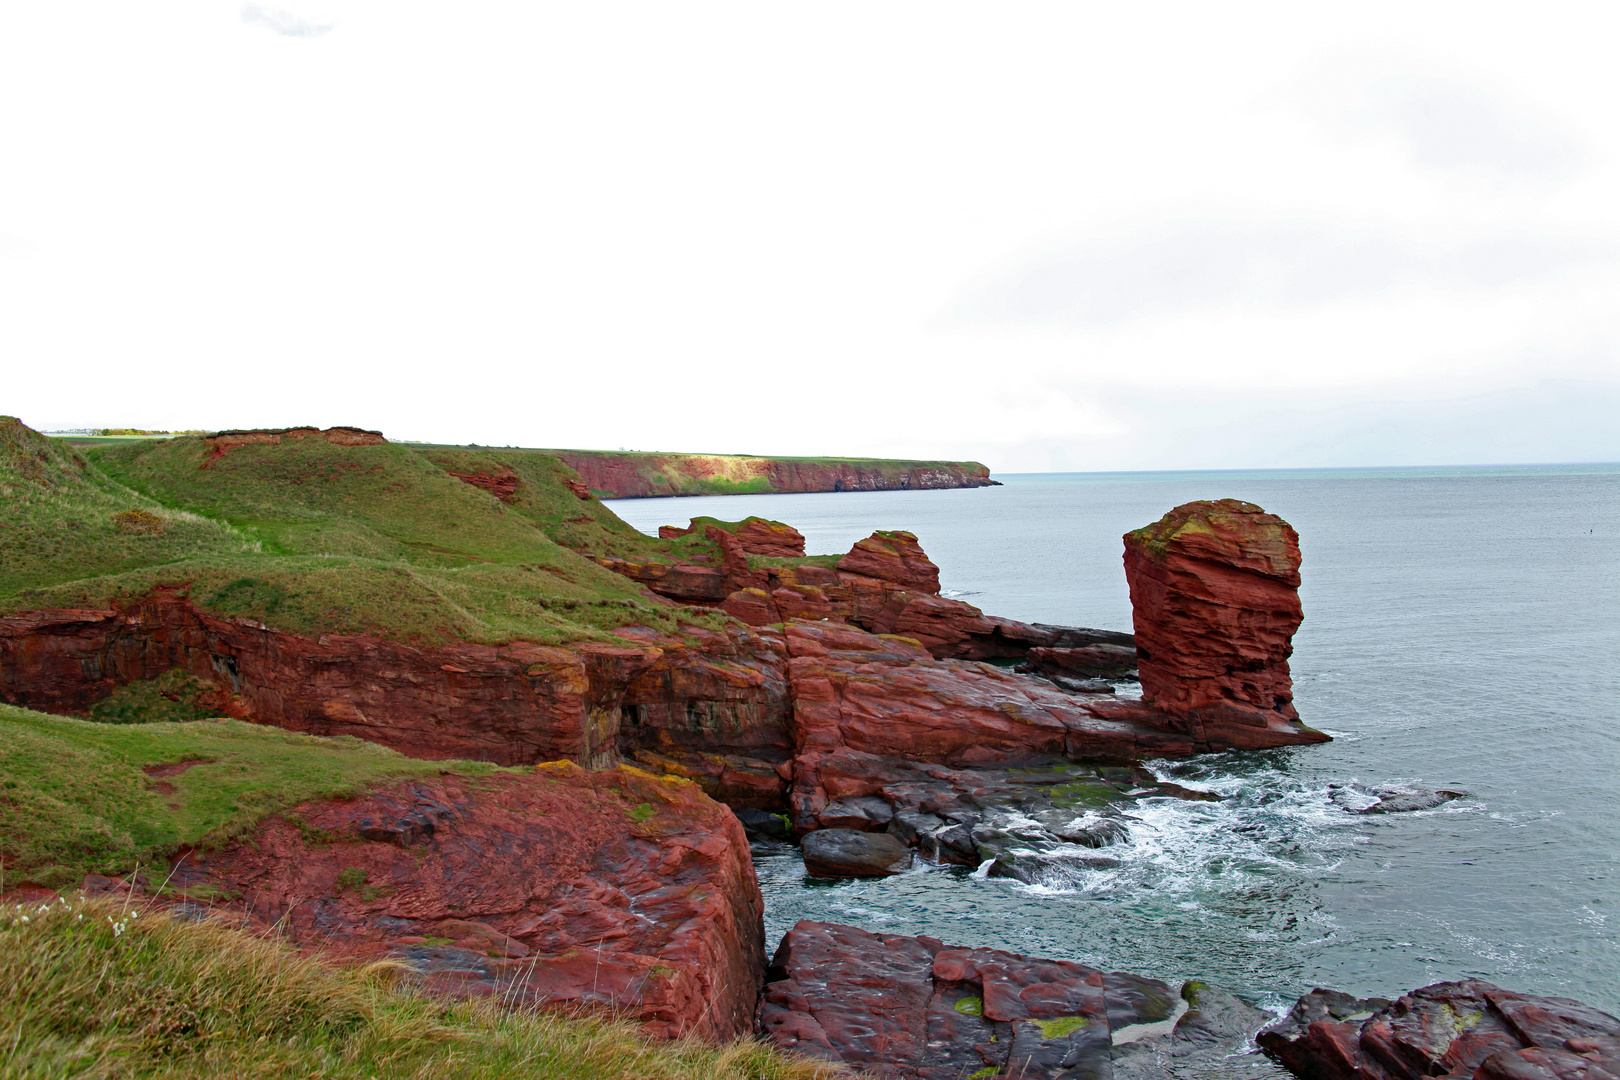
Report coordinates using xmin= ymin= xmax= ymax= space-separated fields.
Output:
xmin=0 ymin=592 xmax=791 ymax=785
xmin=550 ymin=450 xmax=997 ymax=499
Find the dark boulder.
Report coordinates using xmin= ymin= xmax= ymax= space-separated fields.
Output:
xmin=732 ymin=806 xmax=790 ymax=840
xmin=817 ymin=795 xmax=895 ymax=831
xmin=801 ymin=829 xmax=911 ymax=878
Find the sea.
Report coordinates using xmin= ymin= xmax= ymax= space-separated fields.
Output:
xmin=606 ymin=464 xmax=1620 ymax=1025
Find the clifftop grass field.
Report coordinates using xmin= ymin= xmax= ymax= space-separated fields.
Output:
xmin=1 ymin=419 xmax=738 ymax=646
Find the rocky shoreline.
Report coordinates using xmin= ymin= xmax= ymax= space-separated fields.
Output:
xmin=4 ymin=488 xmax=1614 ymax=1079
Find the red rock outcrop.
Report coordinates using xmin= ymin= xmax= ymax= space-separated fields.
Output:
xmin=782 ymin=621 xmax=1204 ymax=829
xmin=660 ymin=518 xmax=806 ymax=558
xmin=588 ymin=556 xmax=734 ymax=603
xmin=1259 ymin=981 xmax=1620 ymax=1080
xmin=599 ymin=524 xmax=1103 ymax=664
xmin=1124 ymin=500 xmax=1327 ymax=749
xmin=837 ymin=530 xmax=941 ymax=593
xmin=447 ymin=469 xmax=520 ymax=503
xmin=158 ymin=762 xmax=764 ymax=1040
xmin=759 ymin=921 xmax=1189 ymax=1078
xmin=201 ymin=426 xmax=385 ymax=465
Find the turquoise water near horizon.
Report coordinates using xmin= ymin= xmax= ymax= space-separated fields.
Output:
xmin=606 ymin=463 xmax=1620 ymax=1021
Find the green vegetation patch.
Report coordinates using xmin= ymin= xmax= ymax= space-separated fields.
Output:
xmin=1031 ymin=1015 xmax=1090 ymax=1039
xmin=0 ymin=897 xmax=841 ymax=1080
xmin=416 ymin=448 xmax=672 ymax=562
xmin=0 ymin=703 xmax=503 ymax=888
xmin=87 ymin=670 xmax=222 ymax=726
xmin=953 ymin=996 xmax=984 ymax=1016
xmin=0 ymin=417 xmax=249 ymax=597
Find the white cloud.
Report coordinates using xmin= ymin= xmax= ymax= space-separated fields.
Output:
xmin=0 ymin=2 xmax=1617 ymax=471
xmin=954 ymin=222 xmax=1618 ymax=327
xmin=241 ymin=4 xmax=334 ymax=38
xmin=1353 ymin=73 xmax=1583 ymax=183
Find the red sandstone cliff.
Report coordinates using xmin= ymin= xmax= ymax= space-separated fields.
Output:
xmin=552 ymin=451 xmax=997 ymax=499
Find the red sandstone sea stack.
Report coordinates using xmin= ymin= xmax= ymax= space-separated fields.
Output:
xmin=1123 ymin=499 xmax=1327 ymax=748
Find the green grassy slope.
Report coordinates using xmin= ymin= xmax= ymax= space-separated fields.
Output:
xmin=0 ymin=898 xmax=841 ymax=1080
xmin=0 ymin=703 xmax=503 ymax=888
xmin=1 ymin=420 xmax=730 ymax=645
xmin=0 ymin=417 xmax=249 ymax=596
xmin=415 ymin=447 xmax=672 ymax=561
xmin=92 ymin=434 xmax=595 ymax=567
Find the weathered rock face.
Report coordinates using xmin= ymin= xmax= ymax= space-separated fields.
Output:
xmin=1124 ymin=500 xmax=1327 ymax=749
xmin=837 ymin=530 xmax=941 ymax=593
xmin=1260 ymin=980 xmax=1620 ymax=1080
xmin=615 ymin=624 xmax=794 ymax=809
xmin=0 ymin=595 xmax=790 ymax=776
xmin=156 ymin=762 xmax=764 ymax=1041
xmin=760 ymin=922 xmax=1267 ymax=1079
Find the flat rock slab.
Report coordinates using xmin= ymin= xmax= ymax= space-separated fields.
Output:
xmin=1260 ymin=980 xmax=1620 ymax=1080
xmin=760 ymin=921 xmax=1272 ymax=1079
xmin=801 ymin=828 xmax=911 ymax=877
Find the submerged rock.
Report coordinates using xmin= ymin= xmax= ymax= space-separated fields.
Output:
xmin=1260 ymin=980 xmax=1620 ymax=1080
xmin=1330 ymin=783 xmax=1467 ymax=814
xmin=760 ymin=921 xmax=1271 ymax=1079
xmin=801 ymin=828 xmax=911 ymax=878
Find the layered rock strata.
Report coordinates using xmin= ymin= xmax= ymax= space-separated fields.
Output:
xmin=1260 ymin=981 xmax=1620 ymax=1080
xmin=150 ymin=762 xmax=764 ymax=1041
xmin=1124 ymin=500 xmax=1327 ymax=749
xmin=0 ymin=593 xmax=790 ymax=780
xmin=759 ymin=921 xmax=1272 ymax=1079
xmin=2 ymin=595 xmax=1321 ymax=831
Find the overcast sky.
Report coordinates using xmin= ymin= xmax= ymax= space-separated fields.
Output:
xmin=4 ymin=2 xmax=1617 ymax=471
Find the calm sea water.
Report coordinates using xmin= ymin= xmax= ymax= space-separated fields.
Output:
xmin=607 ymin=465 xmax=1620 ymax=1016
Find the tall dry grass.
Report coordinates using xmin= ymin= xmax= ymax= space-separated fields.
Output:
xmin=0 ymin=895 xmax=848 ymax=1080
